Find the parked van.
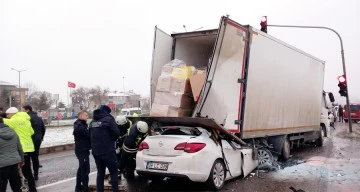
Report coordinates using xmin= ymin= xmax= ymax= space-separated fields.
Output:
xmin=120 ymin=107 xmax=142 ymax=117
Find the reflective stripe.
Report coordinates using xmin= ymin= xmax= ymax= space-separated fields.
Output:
xmin=123 ymin=145 xmax=137 ymax=153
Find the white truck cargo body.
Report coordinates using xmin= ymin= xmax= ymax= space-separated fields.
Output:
xmin=151 ymin=17 xmax=325 ymax=139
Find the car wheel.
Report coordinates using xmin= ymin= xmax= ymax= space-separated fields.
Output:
xmin=280 ymin=138 xmax=291 ymax=161
xmin=344 ymin=119 xmax=348 ymax=123
xmin=315 ymin=125 xmax=325 ymax=147
xmin=258 ymin=148 xmax=274 ymax=169
xmin=206 ymin=159 xmax=226 ymax=191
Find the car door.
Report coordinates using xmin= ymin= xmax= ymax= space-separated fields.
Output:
xmin=221 ymin=140 xmax=242 ymax=179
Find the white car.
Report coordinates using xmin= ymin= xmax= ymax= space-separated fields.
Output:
xmin=136 ymin=126 xmax=258 ymax=190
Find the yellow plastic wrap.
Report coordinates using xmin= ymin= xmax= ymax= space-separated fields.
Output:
xmin=172 ymin=66 xmax=196 ymax=79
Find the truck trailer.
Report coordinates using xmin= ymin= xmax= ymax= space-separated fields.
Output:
xmin=150 ymin=16 xmax=331 ymax=167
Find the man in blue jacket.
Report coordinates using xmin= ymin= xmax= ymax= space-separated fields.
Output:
xmin=89 ymin=105 xmax=120 ymax=192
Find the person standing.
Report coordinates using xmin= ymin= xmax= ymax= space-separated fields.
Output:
xmin=3 ymin=107 xmax=37 ymax=192
xmin=0 ymin=119 xmax=24 ymax=192
xmin=338 ymin=105 xmax=344 ymax=123
xmin=22 ymin=105 xmax=46 ymax=181
xmin=89 ymin=105 xmax=120 ymax=192
xmin=73 ymin=111 xmax=91 ymax=192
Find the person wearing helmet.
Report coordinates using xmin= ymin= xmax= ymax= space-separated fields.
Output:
xmin=115 ymin=115 xmax=132 ymax=150
xmin=119 ymin=121 xmax=148 ymax=178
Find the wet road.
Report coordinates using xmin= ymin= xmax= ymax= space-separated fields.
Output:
xmin=33 ymin=122 xmax=360 ymax=192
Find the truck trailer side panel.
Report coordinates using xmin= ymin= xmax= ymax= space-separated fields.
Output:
xmin=242 ymin=27 xmax=325 ymax=139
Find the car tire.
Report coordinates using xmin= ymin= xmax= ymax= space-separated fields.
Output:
xmin=258 ymin=148 xmax=274 ymax=169
xmin=206 ymin=159 xmax=226 ymax=191
xmin=315 ymin=125 xmax=325 ymax=147
xmin=280 ymin=138 xmax=291 ymax=161
xmin=344 ymin=119 xmax=348 ymax=123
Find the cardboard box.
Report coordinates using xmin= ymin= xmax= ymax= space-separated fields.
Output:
xmin=189 ymin=72 xmax=206 ymax=102
xmin=150 ymin=103 xmax=193 ymax=117
xmin=156 ymin=75 xmax=172 ymax=92
xmin=154 ymin=92 xmax=194 ymax=108
xmin=168 ymin=107 xmax=193 ymax=117
xmin=150 ymin=103 xmax=169 ymax=116
xmin=170 ymin=78 xmax=191 ymax=93
xmin=161 ymin=65 xmax=173 ymax=74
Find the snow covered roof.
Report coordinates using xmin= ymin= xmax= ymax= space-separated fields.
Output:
xmin=0 ymin=81 xmax=15 ymax=86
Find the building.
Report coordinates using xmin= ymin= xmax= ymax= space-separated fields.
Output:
xmin=107 ymin=90 xmax=141 ymax=109
xmin=0 ymin=81 xmax=28 ymax=109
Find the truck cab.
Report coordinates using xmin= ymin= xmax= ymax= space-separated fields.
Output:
xmin=321 ymin=91 xmax=335 ymax=137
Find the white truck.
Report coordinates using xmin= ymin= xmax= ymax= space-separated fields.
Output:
xmin=148 ymin=16 xmax=333 ymax=166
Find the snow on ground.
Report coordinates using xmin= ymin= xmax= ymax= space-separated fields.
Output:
xmin=42 ymin=126 xmax=74 ymax=148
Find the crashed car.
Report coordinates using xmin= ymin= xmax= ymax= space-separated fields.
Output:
xmin=134 ymin=117 xmax=259 ymax=191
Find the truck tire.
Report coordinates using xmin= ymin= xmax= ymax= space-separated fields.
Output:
xmin=315 ymin=126 xmax=325 ymax=147
xmin=280 ymin=138 xmax=291 ymax=161
xmin=206 ymin=159 xmax=226 ymax=191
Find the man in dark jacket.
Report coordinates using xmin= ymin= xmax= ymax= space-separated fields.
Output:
xmin=119 ymin=121 xmax=148 ymax=178
xmin=22 ymin=105 xmax=46 ymax=180
xmin=89 ymin=105 xmax=120 ymax=192
xmin=73 ymin=111 xmax=91 ymax=192
xmin=0 ymin=120 xmax=24 ymax=192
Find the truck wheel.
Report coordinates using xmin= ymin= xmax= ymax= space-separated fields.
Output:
xmin=280 ymin=138 xmax=291 ymax=161
xmin=258 ymin=148 xmax=273 ymax=169
xmin=315 ymin=126 xmax=325 ymax=147
xmin=206 ymin=159 xmax=226 ymax=191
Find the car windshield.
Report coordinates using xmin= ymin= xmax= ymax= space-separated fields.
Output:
xmin=160 ymin=126 xmax=201 ymax=136
xmin=120 ymin=111 xmax=127 ymax=115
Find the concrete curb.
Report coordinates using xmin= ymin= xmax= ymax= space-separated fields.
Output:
xmin=39 ymin=143 xmax=75 ymax=155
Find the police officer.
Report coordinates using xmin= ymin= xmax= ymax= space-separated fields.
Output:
xmin=119 ymin=121 xmax=148 ymax=178
xmin=89 ymin=105 xmax=120 ymax=192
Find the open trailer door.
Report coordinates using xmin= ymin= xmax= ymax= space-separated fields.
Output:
xmin=150 ymin=26 xmax=173 ymax=104
xmin=195 ymin=17 xmax=248 ymax=133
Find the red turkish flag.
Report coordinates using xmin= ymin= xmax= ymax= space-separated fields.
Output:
xmin=68 ymin=81 xmax=76 ymax=88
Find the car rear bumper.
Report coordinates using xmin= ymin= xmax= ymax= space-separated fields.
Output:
xmin=136 ymin=152 xmax=215 ymax=182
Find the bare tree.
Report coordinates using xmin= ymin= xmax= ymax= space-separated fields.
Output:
xmin=27 ymin=91 xmax=54 ymax=111
xmin=22 ymin=82 xmax=38 ymax=97
xmin=71 ymin=86 xmax=109 ymax=110
xmin=89 ymin=86 xmax=110 ymax=107
xmin=71 ymin=87 xmax=91 ymax=110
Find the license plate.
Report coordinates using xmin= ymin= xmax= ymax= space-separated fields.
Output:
xmin=351 ymin=113 xmax=356 ymax=115
xmin=146 ymin=162 xmax=169 ymax=171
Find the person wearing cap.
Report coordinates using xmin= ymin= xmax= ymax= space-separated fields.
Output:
xmin=0 ymin=118 xmax=24 ymax=192
xmin=3 ymin=107 xmax=37 ymax=192
xmin=119 ymin=121 xmax=148 ymax=179
xmin=22 ymin=105 xmax=46 ymax=181
xmin=89 ymin=105 xmax=120 ymax=192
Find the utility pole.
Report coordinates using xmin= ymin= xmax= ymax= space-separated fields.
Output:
xmin=265 ymin=23 xmax=352 ymax=133
xmin=11 ymin=68 xmax=26 ymax=109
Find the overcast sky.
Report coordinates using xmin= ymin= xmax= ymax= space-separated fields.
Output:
xmin=1 ymin=0 xmax=359 ymax=104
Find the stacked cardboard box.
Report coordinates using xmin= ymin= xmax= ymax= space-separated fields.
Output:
xmin=150 ymin=63 xmax=195 ymax=117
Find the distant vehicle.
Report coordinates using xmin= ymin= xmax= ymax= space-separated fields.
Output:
xmin=120 ymin=107 xmax=142 ymax=116
xmin=344 ymin=104 xmax=360 ymax=123
xmin=136 ymin=125 xmax=258 ymax=190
